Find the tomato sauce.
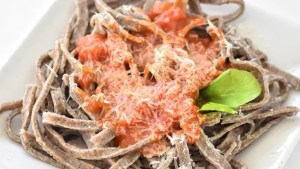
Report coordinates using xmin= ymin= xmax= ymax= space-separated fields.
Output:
xmin=75 ymin=0 xmax=226 ymax=157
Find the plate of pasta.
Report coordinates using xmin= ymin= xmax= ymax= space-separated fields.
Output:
xmin=0 ymin=0 xmax=300 ymax=169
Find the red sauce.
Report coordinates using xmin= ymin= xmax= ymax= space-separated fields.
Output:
xmin=148 ymin=1 xmax=173 ymax=20
xmin=76 ymin=34 xmax=107 ymax=64
xmin=75 ymin=1 xmax=226 ymax=157
xmin=149 ymin=0 xmax=201 ymax=34
xmin=152 ymin=7 xmax=187 ymax=32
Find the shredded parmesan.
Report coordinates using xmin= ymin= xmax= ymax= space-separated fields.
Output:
xmin=45 ymin=64 xmax=58 ymax=77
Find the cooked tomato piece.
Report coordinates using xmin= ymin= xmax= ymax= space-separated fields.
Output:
xmin=148 ymin=1 xmax=173 ymax=20
xmin=76 ymin=34 xmax=107 ymax=63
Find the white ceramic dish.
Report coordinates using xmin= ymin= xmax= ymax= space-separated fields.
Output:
xmin=0 ymin=1 xmax=299 ymax=168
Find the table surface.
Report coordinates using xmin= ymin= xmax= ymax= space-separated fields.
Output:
xmin=0 ymin=1 xmax=299 ymax=169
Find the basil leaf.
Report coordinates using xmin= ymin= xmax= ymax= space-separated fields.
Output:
xmin=195 ymin=97 xmax=205 ymax=107
xmin=200 ymin=68 xmax=261 ymax=108
xmin=200 ymin=102 xmax=237 ymax=114
xmin=201 ymin=112 xmax=222 ymax=125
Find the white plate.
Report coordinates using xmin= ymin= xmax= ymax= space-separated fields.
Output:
xmin=0 ymin=1 xmax=299 ymax=169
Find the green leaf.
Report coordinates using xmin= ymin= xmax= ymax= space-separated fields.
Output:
xmin=201 ymin=112 xmax=222 ymax=125
xmin=200 ymin=102 xmax=237 ymax=114
xmin=195 ymin=97 xmax=205 ymax=107
xmin=200 ymin=68 xmax=261 ymax=108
